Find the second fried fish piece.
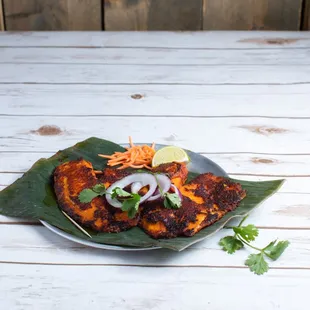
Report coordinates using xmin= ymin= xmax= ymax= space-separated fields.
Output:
xmin=139 ymin=173 xmax=246 ymax=238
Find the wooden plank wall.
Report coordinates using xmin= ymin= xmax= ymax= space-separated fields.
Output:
xmin=3 ymin=0 xmax=102 ymax=31
xmin=203 ymin=0 xmax=303 ymax=30
xmin=0 ymin=0 xmax=309 ymax=30
xmin=104 ymin=0 xmax=307 ymax=31
xmin=303 ymin=0 xmax=310 ymax=30
xmin=104 ymin=0 xmax=202 ymax=30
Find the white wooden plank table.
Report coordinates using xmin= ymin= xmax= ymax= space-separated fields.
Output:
xmin=0 ymin=31 xmax=310 ymax=310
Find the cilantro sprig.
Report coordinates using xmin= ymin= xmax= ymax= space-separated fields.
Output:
xmin=78 ymin=184 xmax=107 ymax=203
xmin=78 ymin=172 xmax=181 ymax=220
xmin=164 ymin=192 xmax=182 ymax=209
xmin=111 ymin=187 xmax=141 ymax=218
xmin=78 ymin=185 xmax=140 ymax=219
xmin=154 ymin=174 xmax=182 ymax=210
xmin=219 ymin=216 xmax=289 ymax=275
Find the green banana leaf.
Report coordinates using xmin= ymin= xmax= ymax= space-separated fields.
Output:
xmin=0 ymin=137 xmax=284 ymax=251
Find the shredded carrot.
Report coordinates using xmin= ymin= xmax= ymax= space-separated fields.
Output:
xmin=98 ymin=136 xmax=155 ymax=170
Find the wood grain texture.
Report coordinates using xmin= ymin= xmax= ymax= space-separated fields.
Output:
xmin=104 ymin=0 xmax=202 ymax=31
xmin=104 ymin=0 xmax=202 ymax=30
xmin=2 ymin=152 xmax=310 ymax=176
xmin=302 ymin=0 xmax=310 ymax=29
xmin=1 ymin=84 xmax=310 ymax=118
xmin=147 ymin=0 xmax=202 ymax=30
xmin=0 ymin=31 xmax=310 ymax=48
xmin=1 ymin=63 xmax=310 ymax=85
xmin=0 ymin=116 xmax=308 ymax=153
xmin=3 ymin=0 xmax=101 ymax=30
xmin=1 ymin=264 xmax=309 ymax=310
xmin=0 ymin=225 xmax=309 ymax=267
xmin=67 ymin=0 xmax=101 ymax=30
xmin=104 ymin=0 xmax=150 ymax=30
xmin=203 ymin=0 xmax=303 ymax=30
xmin=2 ymin=47 xmax=310 ymax=65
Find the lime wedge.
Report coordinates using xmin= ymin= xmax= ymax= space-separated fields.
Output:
xmin=152 ymin=146 xmax=189 ymax=167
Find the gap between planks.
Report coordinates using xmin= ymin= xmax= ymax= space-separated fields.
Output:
xmin=2 ymin=114 xmax=310 ymax=120
xmin=2 ymin=62 xmax=310 ymax=67
xmin=0 ymin=261 xmax=309 ymax=270
xmin=1 ymin=82 xmax=310 ymax=86
xmin=0 ymin=46 xmax=310 ymax=51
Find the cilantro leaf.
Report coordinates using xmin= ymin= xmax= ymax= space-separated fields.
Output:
xmin=164 ymin=193 xmax=182 ymax=209
xmin=264 ymin=240 xmax=290 ymax=261
xmin=219 ymin=236 xmax=244 ymax=254
xmin=121 ymin=194 xmax=140 ymax=218
xmin=78 ymin=184 xmax=106 ymax=203
xmin=263 ymin=240 xmax=277 ymax=252
xmin=111 ymin=187 xmax=132 ymax=199
xmin=79 ymin=189 xmax=100 ymax=203
xmin=245 ymin=253 xmax=269 ymax=275
xmin=233 ymin=224 xmax=259 ymax=242
xmin=92 ymin=184 xmax=106 ymax=194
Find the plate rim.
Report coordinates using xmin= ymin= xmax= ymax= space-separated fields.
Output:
xmin=41 ymin=142 xmax=228 ymax=251
xmin=40 ymin=220 xmax=161 ymax=251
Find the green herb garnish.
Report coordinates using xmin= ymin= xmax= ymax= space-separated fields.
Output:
xmin=78 ymin=184 xmax=106 ymax=203
xmin=111 ymin=187 xmax=132 ymax=199
xmin=219 ymin=236 xmax=244 ymax=254
xmin=154 ymin=174 xmax=182 ymax=210
xmin=219 ymin=216 xmax=289 ymax=275
xmin=164 ymin=192 xmax=182 ymax=209
xmin=111 ymin=187 xmax=141 ymax=218
xmin=120 ymin=193 xmax=141 ymax=218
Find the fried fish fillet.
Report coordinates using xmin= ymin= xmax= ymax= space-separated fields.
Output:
xmin=152 ymin=162 xmax=188 ymax=187
xmin=54 ymin=159 xmax=138 ymax=233
xmin=54 ymin=159 xmax=245 ymax=239
xmin=138 ymin=201 xmax=179 ymax=239
xmin=139 ymin=173 xmax=246 ymax=238
xmin=97 ymin=167 xmax=131 ymax=188
xmin=179 ymin=173 xmax=246 ymax=236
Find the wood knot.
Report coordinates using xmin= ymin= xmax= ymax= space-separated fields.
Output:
xmin=275 ymin=205 xmax=310 ymax=218
xmin=131 ymin=94 xmax=143 ymax=100
xmin=30 ymin=125 xmax=63 ymax=136
xmin=239 ymin=125 xmax=288 ymax=136
xmin=264 ymin=38 xmax=300 ymax=45
xmin=251 ymin=157 xmax=276 ymax=164
xmin=238 ymin=38 xmax=302 ymax=45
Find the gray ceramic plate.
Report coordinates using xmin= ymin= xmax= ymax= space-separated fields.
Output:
xmin=41 ymin=143 xmax=228 ymax=251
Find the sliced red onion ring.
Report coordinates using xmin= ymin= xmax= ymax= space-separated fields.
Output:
xmin=147 ymin=174 xmax=171 ymax=201
xmin=171 ymin=184 xmax=182 ymax=200
xmin=153 ymin=189 xmax=160 ymax=196
xmin=106 ymin=174 xmax=157 ymax=208
xmin=131 ymin=182 xmax=143 ymax=194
